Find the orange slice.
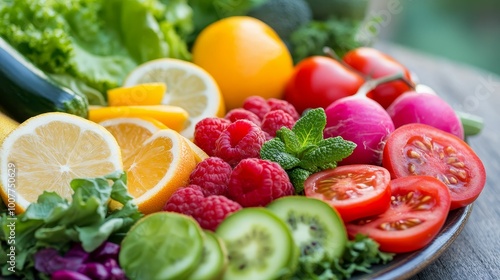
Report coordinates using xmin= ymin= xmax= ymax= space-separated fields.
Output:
xmin=100 ymin=117 xmax=167 ymax=159
xmin=110 ymin=128 xmax=198 ymax=214
xmin=107 ymin=83 xmax=166 ymax=106
xmin=0 ymin=112 xmax=122 ymax=213
xmin=88 ymin=105 xmax=189 ymax=132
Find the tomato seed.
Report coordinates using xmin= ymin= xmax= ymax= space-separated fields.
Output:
xmin=408 ymin=163 xmax=416 ymax=174
xmin=412 ymin=140 xmax=425 ymax=150
xmin=448 ymin=176 xmax=458 ymax=184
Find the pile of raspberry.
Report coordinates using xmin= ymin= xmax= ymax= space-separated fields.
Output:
xmin=163 ymin=96 xmax=300 ymax=231
xmin=193 ymin=96 xmax=300 ymax=167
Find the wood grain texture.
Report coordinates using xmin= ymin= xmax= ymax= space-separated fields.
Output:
xmin=376 ymin=41 xmax=500 ymax=280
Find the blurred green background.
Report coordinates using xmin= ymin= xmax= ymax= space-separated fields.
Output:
xmin=368 ymin=0 xmax=500 ymax=75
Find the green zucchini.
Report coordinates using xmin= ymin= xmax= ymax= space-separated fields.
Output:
xmin=0 ymin=37 xmax=88 ymax=122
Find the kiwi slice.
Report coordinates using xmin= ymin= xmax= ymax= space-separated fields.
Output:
xmin=267 ymin=196 xmax=348 ymax=262
xmin=215 ymin=208 xmax=298 ymax=280
xmin=187 ymin=230 xmax=228 ymax=280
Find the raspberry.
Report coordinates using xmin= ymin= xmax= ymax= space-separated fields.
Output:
xmin=227 ymin=158 xmax=294 ymax=207
xmin=214 ymin=120 xmax=266 ymax=167
xmin=224 ymin=108 xmax=261 ymax=126
xmin=196 ymin=195 xmax=242 ymax=231
xmin=189 ymin=157 xmax=233 ymax=196
xmin=194 ymin=117 xmax=231 ymax=156
xmin=261 ymin=110 xmax=296 ymax=138
xmin=242 ymin=96 xmax=271 ymax=120
xmin=163 ymin=185 xmax=205 ymax=218
xmin=267 ymin=98 xmax=300 ymax=120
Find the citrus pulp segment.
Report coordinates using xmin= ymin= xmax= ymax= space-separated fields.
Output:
xmin=100 ymin=117 xmax=166 ymax=160
xmin=0 ymin=112 xmax=122 ymax=213
xmin=123 ymin=58 xmax=225 ymax=140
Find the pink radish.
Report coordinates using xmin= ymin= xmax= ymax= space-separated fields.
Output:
xmin=386 ymin=91 xmax=464 ymax=139
xmin=323 ymin=75 xmax=402 ymax=165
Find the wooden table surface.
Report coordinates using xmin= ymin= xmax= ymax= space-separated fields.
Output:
xmin=376 ymin=42 xmax=500 ymax=279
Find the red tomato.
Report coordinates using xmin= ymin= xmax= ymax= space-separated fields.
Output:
xmin=284 ymin=56 xmax=364 ymax=114
xmin=383 ymin=123 xmax=486 ymax=210
xmin=343 ymin=47 xmax=413 ymax=108
xmin=346 ymin=176 xmax=451 ymax=253
xmin=304 ymin=165 xmax=392 ymax=223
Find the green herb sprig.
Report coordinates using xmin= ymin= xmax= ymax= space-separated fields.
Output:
xmin=260 ymin=108 xmax=356 ymax=193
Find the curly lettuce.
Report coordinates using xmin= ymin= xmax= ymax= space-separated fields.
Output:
xmin=0 ymin=0 xmax=193 ymax=105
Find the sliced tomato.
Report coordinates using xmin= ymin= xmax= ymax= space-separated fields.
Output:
xmin=304 ymin=164 xmax=391 ymax=223
xmin=346 ymin=176 xmax=451 ymax=253
xmin=383 ymin=123 xmax=486 ymax=210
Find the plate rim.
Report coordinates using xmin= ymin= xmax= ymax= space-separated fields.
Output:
xmin=352 ymin=204 xmax=474 ymax=280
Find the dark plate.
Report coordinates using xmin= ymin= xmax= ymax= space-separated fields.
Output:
xmin=352 ymin=204 xmax=474 ymax=280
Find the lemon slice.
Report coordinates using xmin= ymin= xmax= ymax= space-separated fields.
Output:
xmin=0 ymin=112 xmax=122 ymax=213
xmin=123 ymin=58 xmax=225 ymax=140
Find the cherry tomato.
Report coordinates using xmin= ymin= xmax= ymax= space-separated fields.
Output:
xmin=284 ymin=56 xmax=364 ymax=114
xmin=343 ymin=47 xmax=413 ymax=108
xmin=304 ymin=165 xmax=392 ymax=223
xmin=383 ymin=123 xmax=486 ymax=210
xmin=346 ymin=175 xmax=451 ymax=253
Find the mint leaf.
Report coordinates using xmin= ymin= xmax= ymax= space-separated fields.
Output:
xmin=301 ymin=137 xmax=356 ymax=171
xmin=288 ymin=168 xmax=312 ymax=194
xmin=292 ymin=108 xmax=326 ymax=147
xmin=261 ymin=108 xmax=356 ymax=193
xmin=261 ymin=138 xmax=301 ymax=170
xmin=276 ymin=127 xmax=302 ymax=154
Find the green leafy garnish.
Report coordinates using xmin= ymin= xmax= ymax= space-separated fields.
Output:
xmin=261 ymin=108 xmax=356 ymax=193
xmin=289 ymin=16 xmax=373 ymax=64
xmin=0 ymin=171 xmax=142 ymax=278
xmin=0 ymin=0 xmax=193 ymax=104
xmin=292 ymin=234 xmax=395 ymax=280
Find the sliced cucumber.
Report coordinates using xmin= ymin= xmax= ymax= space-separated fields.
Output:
xmin=215 ymin=208 xmax=298 ymax=280
xmin=267 ymin=196 xmax=348 ymax=262
xmin=187 ymin=230 xmax=228 ymax=280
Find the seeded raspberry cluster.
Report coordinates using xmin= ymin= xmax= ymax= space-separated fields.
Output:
xmin=178 ymin=96 xmax=300 ymax=231
xmin=194 ymin=96 xmax=300 ymax=166
xmin=228 ymin=158 xmax=294 ymax=207
xmin=163 ymin=184 xmax=242 ymax=231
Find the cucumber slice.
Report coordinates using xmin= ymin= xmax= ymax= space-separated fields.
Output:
xmin=187 ymin=230 xmax=228 ymax=280
xmin=216 ymin=208 xmax=298 ymax=280
xmin=267 ymin=196 xmax=348 ymax=262
xmin=119 ymin=212 xmax=204 ymax=280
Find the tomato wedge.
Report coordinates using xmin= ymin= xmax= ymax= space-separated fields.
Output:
xmin=383 ymin=123 xmax=486 ymax=210
xmin=304 ymin=165 xmax=391 ymax=223
xmin=346 ymin=176 xmax=451 ymax=253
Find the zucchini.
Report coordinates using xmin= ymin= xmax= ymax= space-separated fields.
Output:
xmin=0 ymin=37 xmax=88 ymax=122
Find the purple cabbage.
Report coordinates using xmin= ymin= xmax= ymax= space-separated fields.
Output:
xmin=34 ymin=242 xmax=126 ymax=280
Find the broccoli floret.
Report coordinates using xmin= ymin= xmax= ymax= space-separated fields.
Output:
xmin=247 ymin=0 xmax=312 ymax=40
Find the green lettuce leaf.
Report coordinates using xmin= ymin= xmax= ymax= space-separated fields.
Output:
xmin=0 ymin=171 xmax=142 ymax=278
xmin=0 ymin=0 xmax=192 ymax=104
